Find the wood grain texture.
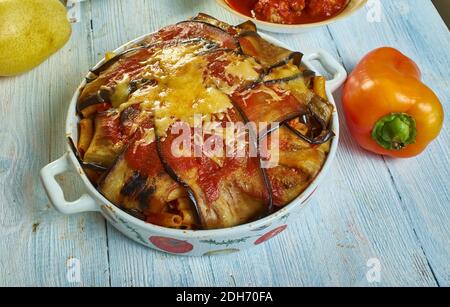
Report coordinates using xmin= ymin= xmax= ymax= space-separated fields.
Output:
xmin=326 ymin=0 xmax=450 ymax=286
xmin=0 ymin=3 xmax=109 ymax=287
xmin=0 ymin=0 xmax=448 ymax=286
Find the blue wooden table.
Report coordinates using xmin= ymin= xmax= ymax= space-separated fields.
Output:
xmin=0 ymin=0 xmax=448 ymax=287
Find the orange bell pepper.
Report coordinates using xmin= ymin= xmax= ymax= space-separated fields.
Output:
xmin=342 ymin=47 xmax=444 ymax=158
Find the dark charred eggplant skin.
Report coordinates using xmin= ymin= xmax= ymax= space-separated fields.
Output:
xmin=199 ymin=41 xmax=221 ymax=51
xmin=237 ymin=30 xmax=295 ymax=62
xmin=240 ymin=70 xmax=315 ymax=93
xmin=257 ymin=108 xmax=333 ymax=145
xmin=192 ymin=13 xmax=238 ymax=33
xmin=263 ymin=70 xmax=315 ymax=86
xmin=262 ymin=52 xmax=303 ymax=75
xmin=236 ymin=30 xmax=258 ymax=40
xmin=120 ymin=106 xmax=140 ymax=125
xmin=120 ymin=170 xmax=158 ymax=212
xmin=236 ymin=20 xmax=257 ymax=33
xmin=68 ymin=137 xmax=108 ymax=172
xmin=127 ymin=78 xmax=158 ymax=95
xmin=76 ymin=88 xmax=112 ymax=116
xmin=88 ymin=46 xmax=146 ymax=78
xmin=260 ymin=106 xmax=334 ymax=145
xmin=280 ymin=95 xmax=335 ymax=145
xmin=195 ymin=47 xmax=233 ymax=56
xmin=154 ymin=133 xmax=203 ymax=228
xmin=302 ymin=70 xmax=317 ymax=88
xmin=259 ymin=112 xmax=309 ymax=140
xmin=288 ymin=122 xmax=335 ymax=144
xmin=238 ymin=72 xmax=334 ymax=145
xmin=234 ymin=30 xmax=257 ymax=59
xmin=191 ymin=13 xmax=257 ymax=35
xmin=176 ymin=19 xmax=234 ymax=35
xmin=175 ymin=20 xmax=241 ymax=48
xmin=137 ymin=188 xmax=156 ymax=211
xmin=285 ymin=122 xmax=335 ymax=145
xmin=85 ymin=73 xmax=98 ymax=84
xmin=121 ymin=171 xmax=147 ymax=197
xmin=176 ymin=19 xmax=227 ymax=30
xmin=227 ymin=99 xmax=274 ymax=216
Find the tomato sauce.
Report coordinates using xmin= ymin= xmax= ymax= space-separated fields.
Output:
xmin=233 ymin=85 xmax=307 ymax=124
xmin=205 ymin=51 xmax=232 ymax=85
xmin=98 ymin=112 xmax=123 ymax=143
xmin=105 ymin=49 xmax=153 ymax=88
xmin=124 ymin=116 xmax=161 ymax=177
xmin=197 ymin=155 xmax=265 ymax=204
xmin=125 ymin=141 xmax=163 ymax=177
xmin=225 ymin=0 xmax=349 ymax=25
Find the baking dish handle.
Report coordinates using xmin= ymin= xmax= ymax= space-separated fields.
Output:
xmin=304 ymin=50 xmax=347 ymax=92
xmin=40 ymin=153 xmax=99 ymax=214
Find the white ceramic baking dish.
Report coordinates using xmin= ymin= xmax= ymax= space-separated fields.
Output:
xmin=40 ymin=32 xmax=346 ymax=256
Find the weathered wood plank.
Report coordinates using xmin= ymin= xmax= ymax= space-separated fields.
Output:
xmin=326 ymin=0 xmax=450 ymax=286
xmin=0 ymin=1 xmax=109 ymax=286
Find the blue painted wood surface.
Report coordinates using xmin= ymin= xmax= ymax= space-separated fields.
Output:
xmin=0 ymin=0 xmax=448 ymax=286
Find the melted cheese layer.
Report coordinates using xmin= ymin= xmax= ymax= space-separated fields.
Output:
xmin=123 ymin=43 xmax=234 ymax=136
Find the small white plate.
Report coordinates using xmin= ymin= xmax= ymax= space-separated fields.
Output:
xmin=216 ymin=0 xmax=368 ymax=34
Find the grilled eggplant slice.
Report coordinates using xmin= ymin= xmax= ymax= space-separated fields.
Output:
xmin=191 ymin=13 xmax=238 ymax=34
xmin=265 ymin=126 xmax=330 ymax=206
xmin=156 ymin=117 xmax=270 ymax=229
xmin=238 ymin=31 xmax=302 ymax=69
xmin=83 ymin=110 xmax=125 ymax=167
xmin=98 ymin=128 xmax=200 ymax=229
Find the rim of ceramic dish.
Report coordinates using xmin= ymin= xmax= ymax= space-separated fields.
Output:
xmin=65 ymin=31 xmax=340 ymax=238
xmin=216 ymin=0 xmax=368 ymax=29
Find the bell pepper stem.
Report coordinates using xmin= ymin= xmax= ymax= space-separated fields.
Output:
xmin=372 ymin=113 xmax=417 ymax=150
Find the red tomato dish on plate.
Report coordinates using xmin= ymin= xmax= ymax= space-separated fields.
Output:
xmin=225 ymin=0 xmax=349 ymax=25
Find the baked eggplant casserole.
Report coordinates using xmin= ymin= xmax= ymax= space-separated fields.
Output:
xmin=74 ymin=14 xmax=334 ymax=230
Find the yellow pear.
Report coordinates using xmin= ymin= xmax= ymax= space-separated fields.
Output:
xmin=0 ymin=0 xmax=72 ymax=76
